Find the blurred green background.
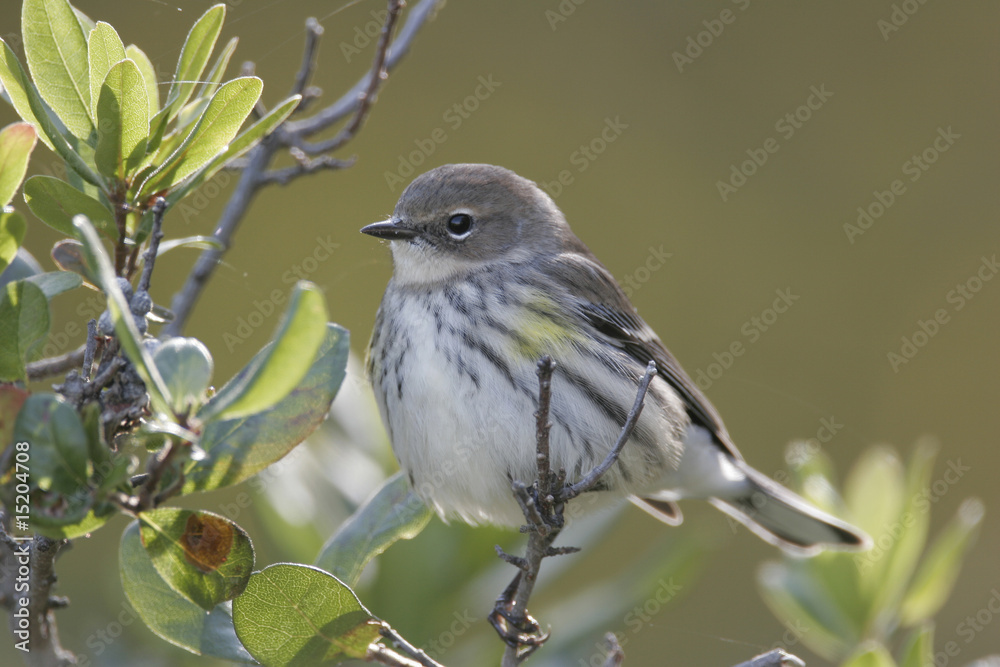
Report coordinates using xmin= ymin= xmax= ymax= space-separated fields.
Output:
xmin=2 ymin=0 xmax=998 ymax=665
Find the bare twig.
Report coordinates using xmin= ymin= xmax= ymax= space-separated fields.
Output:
xmin=163 ymin=0 xmax=442 ymax=338
xmin=559 ymin=361 xmax=657 ymax=501
xmin=136 ymin=198 xmax=167 ymax=294
xmin=25 ymin=346 xmax=86 ymax=381
xmin=374 ymin=623 xmax=447 ymax=667
xmin=493 ymin=357 xmax=656 ymax=666
xmin=0 ymin=531 xmax=75 ymax=667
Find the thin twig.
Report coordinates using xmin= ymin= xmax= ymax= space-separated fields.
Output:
xmin=163 ymin=0 xmax=441 ymax=338
xmin=559 ymin=361 xmax=657 ymax=501
xmin=291 ymin=0 xmax=404 ymax=156
xmin=494 ymin=358 xmax=657 ymax=666
xmin=375 ymin=624 xmax=447 ymax=667
xmin=137 ymin=198 xmax=167 ymax=294
xmin=82 ymin=320 xmax=98 ymax=381
xmin=25 ymin=346 xmax=86 ymax=381
xmin=291 ymin=18 xmax=324 ymax=97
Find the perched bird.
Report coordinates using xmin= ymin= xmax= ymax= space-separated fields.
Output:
xmin=362 ymin=163 xmax=868 ymax=555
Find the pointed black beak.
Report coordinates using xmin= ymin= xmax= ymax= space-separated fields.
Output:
xmin=360 ymin=219 xmax=418 ymax=241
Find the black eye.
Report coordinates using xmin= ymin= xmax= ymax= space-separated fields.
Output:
xmin=446 ymin=213 xmax=474 ymax=239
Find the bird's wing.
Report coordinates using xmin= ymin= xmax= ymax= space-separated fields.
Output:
xmin=547 ymin=250 xmax=743 ymax=461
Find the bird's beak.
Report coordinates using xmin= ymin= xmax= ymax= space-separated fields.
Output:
xmin=360 ymin=218 xmax=418 ymax=241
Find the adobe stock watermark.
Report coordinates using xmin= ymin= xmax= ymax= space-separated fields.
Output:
xmin=694 ymin=288 xmax=800 ymax=390
xmin=716 ymin=84 xmax=833 ymax=202
xmin=877 ymin=0 xmax=932 ymax=41
xmin=672 ymin=0 xmax=752 ymax=73
xmin=340 ymin=8 xmax=390 ymax=63
xmin=221 ymin=235 xmax=340 ymax=352
xmin=384 ymin=75 xmax=502 ymax=191
xmin=853 ymin=460 xmax=972 ymax=573
xmin=538 ymin=116 xmax=629 ymax=200
xmin=577 ymin=578 xmax=683 ymax=667
xmin=619 ymin=245 xmax=673 ymax=298
xmin=844 ymin=126 xmax=959 ymax=244
xmin=544 ymin=0 xmax=588 ymax=31
xmin=886 ymin=253 xmax=996 ymax=373
xmin=422 ymin=610 xmax=476 ymax=660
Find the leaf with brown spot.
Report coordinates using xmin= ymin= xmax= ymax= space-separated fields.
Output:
xmin=139 ymin=508 xmax=254 ymax=611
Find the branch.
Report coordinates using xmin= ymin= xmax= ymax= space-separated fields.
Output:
xmin=163 ymin=0 xmax=442 ymax=338
xmin=492 ymin=358 xmax=656 ymax=666
xmin=25 ymin=347 xmax=86 ymax=381
xmin=0 ymin=528 xmax=75 ymax=667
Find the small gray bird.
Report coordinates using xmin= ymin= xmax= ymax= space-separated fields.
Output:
xmin=362 ymin=163 xmax=868 ymax=555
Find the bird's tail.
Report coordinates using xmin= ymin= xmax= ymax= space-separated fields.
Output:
xmin=710 ymin=460 xmax=871 ymax=556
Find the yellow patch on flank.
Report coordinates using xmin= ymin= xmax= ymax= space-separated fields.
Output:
xmin=511 ymin=294 xmax=582 ymax=360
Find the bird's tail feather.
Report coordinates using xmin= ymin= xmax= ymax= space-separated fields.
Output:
xmin=710 ymin=460 xmax=871 ymax=556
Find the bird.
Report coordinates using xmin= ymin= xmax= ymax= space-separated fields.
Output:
xmin=362 ymin=163 xmax=869 ymax=556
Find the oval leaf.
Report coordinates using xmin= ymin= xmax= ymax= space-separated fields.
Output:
xmin=166 ymin=93 xmax=300 ymax=207
xmin=0 ymin=209 xmax=27 ymax=275
xmin=23 ymin=175 xmax=115 ymax=237
xmin=138 ymin=507 xmax=254 ymax=611
xmin=0 ymin=40 xmax=103 ymax=186
xmin=51 ymin=239 xmax=97 ymax=286
xmin=125 ymin=44 xmax=160 ymax=118
xmin=900 ymin=624 xmax=934 ymax=667
xmin=152 ymin=337 xmax=213 ymax=414
xmin=87 ymin=22 xmax=126 ymax=119
xmin=233 ymin=563 xmax=382 ymax=666
xmin=0 ymin=279 xmax=50 ymax=382
xmin=185 ymin=323 xmax=348 ymax=492
xmin=120 ymin=521 xmax=255 ymax=662
xmin=0 ymin=122 xmax=38 ymax=207
xmin=841 ymin=643 xmax=899 ymax=667
xmin=12 ymin=393 xmax=88 ymax=493
xmin=22 ymin=0 xmax=94 ymax=140
xmin=139 ymin=76 xmax=263 ymax=197
xmin=198 ymin=281 xmax=327 ymax=422
xmin=162 ymin=4 xmax=226 ymax=122
xmin=95 ymin=59 xmax=149 ymax=180
xmin=316 ymin=472 xmax=432 ymax=587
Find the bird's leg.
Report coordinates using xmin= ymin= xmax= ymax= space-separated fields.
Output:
xmin=488 ymin=569 xmax=549 ymax=652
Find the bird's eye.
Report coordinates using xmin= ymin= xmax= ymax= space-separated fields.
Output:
xmin=446 ymin=213 xmax=474 ymax=239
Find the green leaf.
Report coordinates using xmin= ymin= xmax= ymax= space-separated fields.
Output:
xmin=0 ymin=209 xmax=27 ymax=275
xmin=12 ymin=394 xmax=88 ymax=493
xmin=757 ymin=560 xmax=857 ymax=661
xmin=22 ymin=0 xmax=94 ymax=140
xmin=0 ymin=122 xmax=38 ymax=206
xmin=120 ymin=521 xmax=256 ymax=662
xmin=900 ymin=624 xmax=934 ymax=667
xmin=199 ymin=281 xmax=327 ymax=422
xmin=125 ymin=45 xmax=159 ymax=118
xmin=0 ymin=279 xmax=50 ymax=382
xmin=316 ymin=472 xmax=432 ymax=587
xmin=138 ymin=76 xmax=263 ymax=197
xmin=87 ymin=22 xmax=126 ymax=119
xmin=95 ymin=59 xmax=149 ymax=180
xmin=138 ymin=508 xmax=254 ymax=611
xmin=841 ymin=643 xmax=899 ymax=667
xmin=166 ymin=93 xmax=300 ymax=207
xmin=23 ymin=175 xmax=115 ymax=237
xmin=157 ymin=235 xmax=224 ymax=255
xmin=162 ymin=4 xmax=226 ymax=123
xmin=845 ymin=446 xmax=905 ymax=597
xmin=184 ymin=323 xmax=348 ymax=492
xmin=0 ymin=40 xmax=104 ymax=187
xmin=900 ymin=498 xmax=985 ymax=625
xmin=0 ymin=385 xmax=29 ymax=452
xmin=50 ymin=239 xmax=96 ymax=286
xmin=152 ymin=337 xmax=214 ymax=414
xmin=22 ymin=270 xmax=82 ymax=299
xmin=232 ymin=563 xmax=382 ymax=666
xmin=74 ymin=215 xmax=174 ymax=417
xmin=197 ymin=36 xmax=238 ymax=101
